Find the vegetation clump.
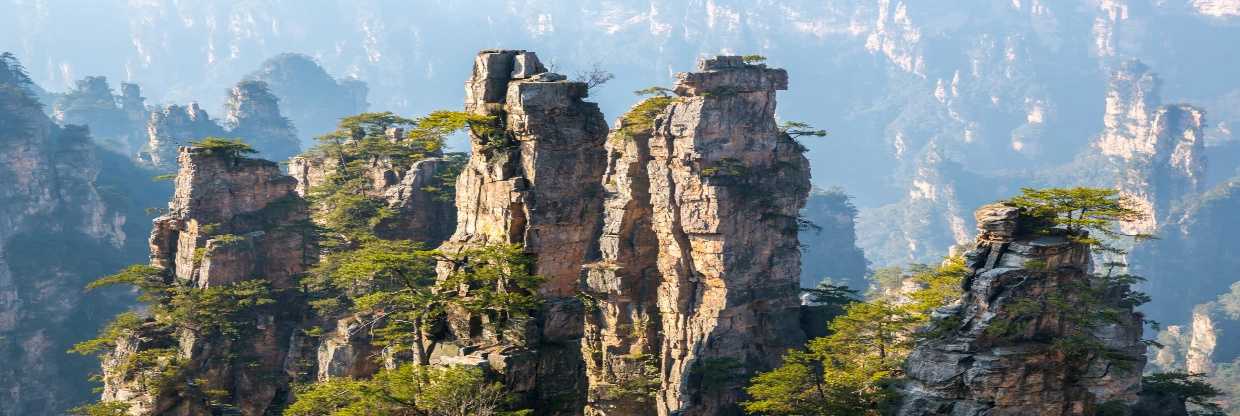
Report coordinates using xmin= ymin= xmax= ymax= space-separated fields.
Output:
xmin=744 ymin=258 xmax=966 ymax=415
xmin=190 ymin=137 xmax=257 ymax=159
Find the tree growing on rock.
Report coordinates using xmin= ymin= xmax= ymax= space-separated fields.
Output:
xmin=744 ymin=258 xmax=967 ymax=415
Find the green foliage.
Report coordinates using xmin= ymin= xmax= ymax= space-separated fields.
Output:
xmin=1004 ymin=187 xmax=1151 ymax=251
xmin=616 ymin=96 xmax=675 ymax=139
xmin=741 ymin=54 xmax=768 ymax=63
xmin=779 ymin=120 xmax=828 ymax=139
xmin=421 ymin=152 xmax=468 ymax=203
xmin=69 ymin=311 xmax=144 ymax=357
xmin=745 ymin=260 xmax=965 ymax=415
xmin=190 ymin=137 xmax=257 ymax=159
xmin=163 ymin=280 xmax=275 ymax=339
xmin=701 ymin=157 xmax=748 ymax=178
xmin=67 ymin=401 xmax=132 ymax=416
xmin=286 ymin=364 xmax=521 ymax=416
xmin=633 ymin=86 xmax=674 ymax=97
xmin=602 ymin=353 xmax=660 ymax=401
xmin=801 ymin=281 xmax=858 ymax=306
xmin=693 ymin=357 xmax=745 ymax=393
xmin=85 ymin=264 xmax=169 ymax=303
xmin=1143 ymin=372 xmax=1225 ymax=415
xmin=152 ymin=173 xmax=176 ymax=182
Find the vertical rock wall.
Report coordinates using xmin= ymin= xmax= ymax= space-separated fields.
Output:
xmin=646 ymin=56 xmax=810 ymax=416
xmin=1095 ymin=61 xmax=1206 ymax=235
xmin=433 ymin=49 xmax=608 ymax=414
xmin=103 ymin=147 xmax=311 ymax=415
xmin=580 ymin=97 xmax=669 ymax=415
xmin=223 ymin=80 xmax=301 ymax=164
xmin=898 ymin=204 xmax=1146 ymax=416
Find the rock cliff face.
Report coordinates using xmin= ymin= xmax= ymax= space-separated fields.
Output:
xmin=288 ymin=135 xmax=458 ymax=245
xmin=142 ymin=80 xmax=300 ymax=171
xmin=222 ymin=80 xmax=301 ymax=164
xmin=0 ymin=54 xmax=167 ymax=416
xmin=101 ymin=147 xmax=311 ymax=415
xmin=51 ymin=76 xmax=150 ymax=153
xmin=1093 ymin=61 xmax=1206 ymax=235
xmin=898 ymin=204 xmax=1146 ymax=416
xmin=646 ymin=56 xmax=809 ymax=416
xmin=430 ymin=49 xmax=608 ymax=413
xmin=140 ymin=103 xmax=225 ymax=170
xmin=580 ymin=96 xmax=670 ymax=416
xmin=245 ymin=53 xmax=369 ymax=147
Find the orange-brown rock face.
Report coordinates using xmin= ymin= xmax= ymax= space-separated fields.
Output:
xmin=103 ymin=147 xmax=312 ymax=415
xmin=434 ymin=49 xmax=608 ymax=414
xmin=580 ymin=98 xmax=668 ymax=415
xmin=647 ymin=56 xmax=810 ymax=416
xmin=897 ymin=204 xmax=1146 ymax=416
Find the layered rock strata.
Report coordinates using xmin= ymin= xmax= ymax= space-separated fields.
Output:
xmin=647 ymin=56 xmax=810 ymax=416
xmin=0 ymin=55 xmax=167 ymax=415
xmin=1095 ymin=61 xmax=1206 ymax=235
xmin=897 ymin=204 xmax=1146 ymax=416
xmin=223 ymin=80 xmax=301 ymax=164
xmin=101 ymin=147 xmax=311 ymax=415
xmin=580 ymin=97 xmax=669 ymax=415
xmin=431 ymin=49 xmax=608 ymax=413
xmin=142 ymin=80 xmax=300 ymax=171
xmin=288 ymin=135 xmax=457 ymax=245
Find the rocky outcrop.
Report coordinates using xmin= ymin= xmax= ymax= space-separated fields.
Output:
xmin=429 ymin=49 xmax=608 ymax=414
xmin=288 ymin=138 xmax=458 ymax=245
xmin=1094 ymin=61 xmax=1206 ymax=235
xmin=223 ymin=80 xmax=301 ymax=164
xmin=141 ymin=80 xmax=301 ymax=171
xmin=580 ymin=96 xmax=670 ymax=415
xmin=102 ymin=147 xmax=311 ymax=415
xmin=245 ymin=53 xmax=368 ymax=146
xmin=0 ymin=54 xmax=167 ymax=416
xmin=139 ymin=103 xmax=225 ymax=170
xmin=799 ymin=188 xmax=869 ymax=289
xmin=647 ymin=56 xmax=810 ymax=416
xmin=898 ymin=204 xmax=1146 ymax=416
xmin=52 ymin=76 xmax=149 ymax=153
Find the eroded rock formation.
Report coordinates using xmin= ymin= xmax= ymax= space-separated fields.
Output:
xmin=580 ymin=96 xmax=669 ymax=415
xmin=898 ymin=204 xmax=1146 ymax=416
xmin=647 ymin=56 xmax=810 ymax=416
xmin=0 ymin=55 xmax=163 ymax=416
xmin=429 ymin=49 xmax=608 ymax=413
xmin=139 ymin=103 xmax=225 ymax=170
xmin=223 ymin=80 xmax=301 ymax=164
xmin=141 ymin=80 xmax=300 ymax=171
xmin=52 ymin=76 xmax=150 ymax=153
xmin=288 ymin=134 xmax=458 ymax=245
xmin=1094 ymin=60 xmax=1206 ymax=235
xmin=101 ymin=147 xmax=311 ymax=415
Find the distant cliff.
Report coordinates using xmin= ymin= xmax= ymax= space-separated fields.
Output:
xmin=0 ymin=53 xmax=169 ymax=416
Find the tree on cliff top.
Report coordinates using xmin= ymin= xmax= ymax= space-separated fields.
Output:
xmin=190 ymin=137 xmax=257 ymax=159
xmin=1004 ymin=187 xmax=1151 ymax=252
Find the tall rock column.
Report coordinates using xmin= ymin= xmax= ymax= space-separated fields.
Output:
xmin=580 ymin=96 xmax=672 ymax=415
xmin=898 ymin=204 xmax=1146 ymax=416
xmin=647 ymin=56 xmax=810 ymax=416
xmin=434 ymin=49 xmax=608 ymax=414
xmin=1094 ymin=61 xmax=1206 ymax=235
xmin=102 ymin=147 xmax=311 ymax=415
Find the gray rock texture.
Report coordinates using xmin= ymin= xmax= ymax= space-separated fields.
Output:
xmin=431 ymin=49 xmax=608 ymax=414
xmin=647 ymin=56 xmax=809 ymax=416
xmin=102 ymin=147 xmax=312 ymax=415
xmin=897 ymin=204 xmax=1146 ymax=416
